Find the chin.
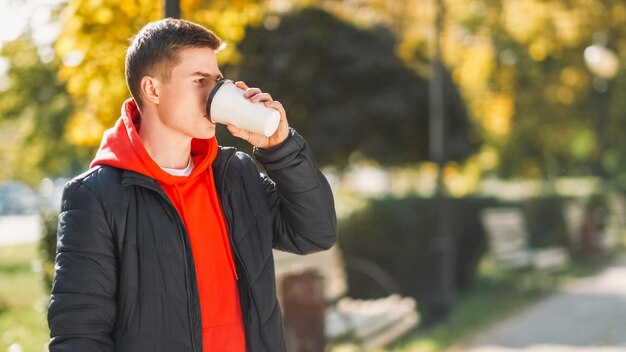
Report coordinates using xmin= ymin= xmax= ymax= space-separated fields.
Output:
xmin=195 ymin=126 xmax=216 ymax=139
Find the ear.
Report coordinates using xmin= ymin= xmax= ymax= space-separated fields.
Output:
xmin=140 ymin=76 xmax=160 ymax=105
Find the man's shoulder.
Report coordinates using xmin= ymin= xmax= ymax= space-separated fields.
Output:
xmin=70 ymin=165 xmax=123 ymax=185
xmin=64 ymin=165 xmax=124 ymax=200
xmin=217 ymin=146 xmax=256 ymax=172
xmin=59 ymin=166 xmax=124 ymax=212
xmin=233 ymin=150 xmax=256 ymax=168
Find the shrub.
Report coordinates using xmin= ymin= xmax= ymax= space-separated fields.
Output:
xmin=39 ymin=210 xmax=58 ymax=294
xmin=338 ymin=196 xmax=498 ymax=323
xmin=337 ymin=194 xmax=603 ymax=323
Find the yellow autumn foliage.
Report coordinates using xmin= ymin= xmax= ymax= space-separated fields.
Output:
xmin=54 ymin=0 xmax=625 ymax=180
xmin=55 ymin=0 xmax=263 ymax=147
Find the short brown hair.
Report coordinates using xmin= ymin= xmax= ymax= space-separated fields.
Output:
xmin=125 ymin=18 xmax=225 ymax=108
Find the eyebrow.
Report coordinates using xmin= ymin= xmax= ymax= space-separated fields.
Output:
xmin=191 ymin=71 xmax=224 ymax=80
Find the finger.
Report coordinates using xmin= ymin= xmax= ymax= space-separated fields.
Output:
xmin=250 ymin=92 xmax=273 ymax=103
xmin=227 ymin=124 xmax=245 ymax=139
xmin=228 ymin=125 xmax=268 ymax=146
xmin=234 ymin=81 xmax=249 ymax=90
xmin=228 ymin=124 xmax=254 ymax=143
xmin=264 ymin=100 xmax=285 ymax=115
xmin=243 ymin=87 xmax=263 ymax=99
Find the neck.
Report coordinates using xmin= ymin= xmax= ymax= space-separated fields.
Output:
xmin=139 ymin=108 xmax=192 ymax=169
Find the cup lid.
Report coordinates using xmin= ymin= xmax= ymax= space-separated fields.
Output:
xmin=206 ymin=79 xmax=229 ymax=121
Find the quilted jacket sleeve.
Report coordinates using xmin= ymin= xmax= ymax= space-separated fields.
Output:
xmin=254 ymin=128 xmax=337 ymax=254
xmin=47 ymin=178 xmax=117 ymax=351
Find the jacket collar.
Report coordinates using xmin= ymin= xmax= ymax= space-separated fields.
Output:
xmin=121 ymin=169 xmax=162 ymax=193
xmin=212 ymin=146 xmax=237 ymax=192
xmin=120 ymin=146 xmax=238 ymax=194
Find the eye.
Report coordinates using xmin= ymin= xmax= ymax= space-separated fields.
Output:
xmin=216 ymin=76 xmax=225 ymax=83
xmin=195 ymin=78 xmax=205 ymax=84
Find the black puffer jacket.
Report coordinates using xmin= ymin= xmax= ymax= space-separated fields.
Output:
xmin=47 ymin=130 xmax=337 ymax=351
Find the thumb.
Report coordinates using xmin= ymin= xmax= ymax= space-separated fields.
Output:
xmin=227 ymin=124 xmax=242 ymax=136
xmin=227 ymin=124 xmax=251 ymax=143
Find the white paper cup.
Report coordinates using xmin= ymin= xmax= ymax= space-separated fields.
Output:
xmin=206 ymin=80 xmax=281 ymax=137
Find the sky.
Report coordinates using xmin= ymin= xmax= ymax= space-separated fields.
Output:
xmin=0 ymin=0 xmax=64 ymax=73
xmin=0 ymin=0 xmax=30 ymax=44
xmin=0 ymin=0 xmax=60 ymax=43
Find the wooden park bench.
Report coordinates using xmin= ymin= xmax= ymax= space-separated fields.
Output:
xmin=605 ymin=191 xmax=626 ymax=249
xmin=563 ymin=194 xmax=625 ymax=255
xmin=563 ymin=200 xmax=585 ymax=251
xmin=273 ymin=246 xmax=419 ymax=351
xmin=480 ymin=207 xmax=569 ymax=273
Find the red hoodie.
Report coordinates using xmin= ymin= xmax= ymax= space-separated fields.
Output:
xmin=91 ymin=99 xmax=246 ymax=351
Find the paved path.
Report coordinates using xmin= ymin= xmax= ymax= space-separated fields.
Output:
xmin=455 ymin=258 xmax=626 ymax=352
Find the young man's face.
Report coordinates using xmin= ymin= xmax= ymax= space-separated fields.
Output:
xmin=155 ymin=46 xmax=223 ymax=140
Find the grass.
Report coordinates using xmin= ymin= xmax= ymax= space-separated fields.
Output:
xmin=0 ymin=243 xmax=49 ymax=352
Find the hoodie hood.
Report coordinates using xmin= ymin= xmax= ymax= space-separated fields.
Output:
xmin=91 ymin=98 xmax=218 ymax=185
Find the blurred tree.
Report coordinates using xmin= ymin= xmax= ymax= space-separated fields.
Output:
xmin=50 ymin=0 xmax=626 ymax=177
xmin=294 ymin=0 xmax=626 ymax=179
xmin=54 ymin=0 xmax=478 ymax=167
xmin=53 ymin=0 xmax=161 ymax=147
xmin=437 ymin=0 xmax=626 ymax=178
xmin=229 ymin=7 xmax=478 ymax=167
xmin=0 ymin=34 xmax=89 ymax=184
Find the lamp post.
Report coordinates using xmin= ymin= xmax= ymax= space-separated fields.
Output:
xmin=165 ymin=0 xmax=180 ymax=18
xmin=426 ymin=0 xmax=454 ymax=323
xmin=583 ymin=42 xmax=619 ymax=178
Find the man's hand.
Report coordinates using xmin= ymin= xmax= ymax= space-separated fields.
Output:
xmin=227 ymin=81 xmax=290 ymax=149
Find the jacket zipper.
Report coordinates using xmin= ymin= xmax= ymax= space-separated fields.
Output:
xmin=134 ymin=181 xmax=198 ymax=352
xmin=219 ymin=151 xmax=273 ymax=351
xmin=178 ymin=219 xmax=198 ymax=352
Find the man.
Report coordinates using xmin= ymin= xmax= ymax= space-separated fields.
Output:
xmin=47 ymin=18 xmax=337 ymax=352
